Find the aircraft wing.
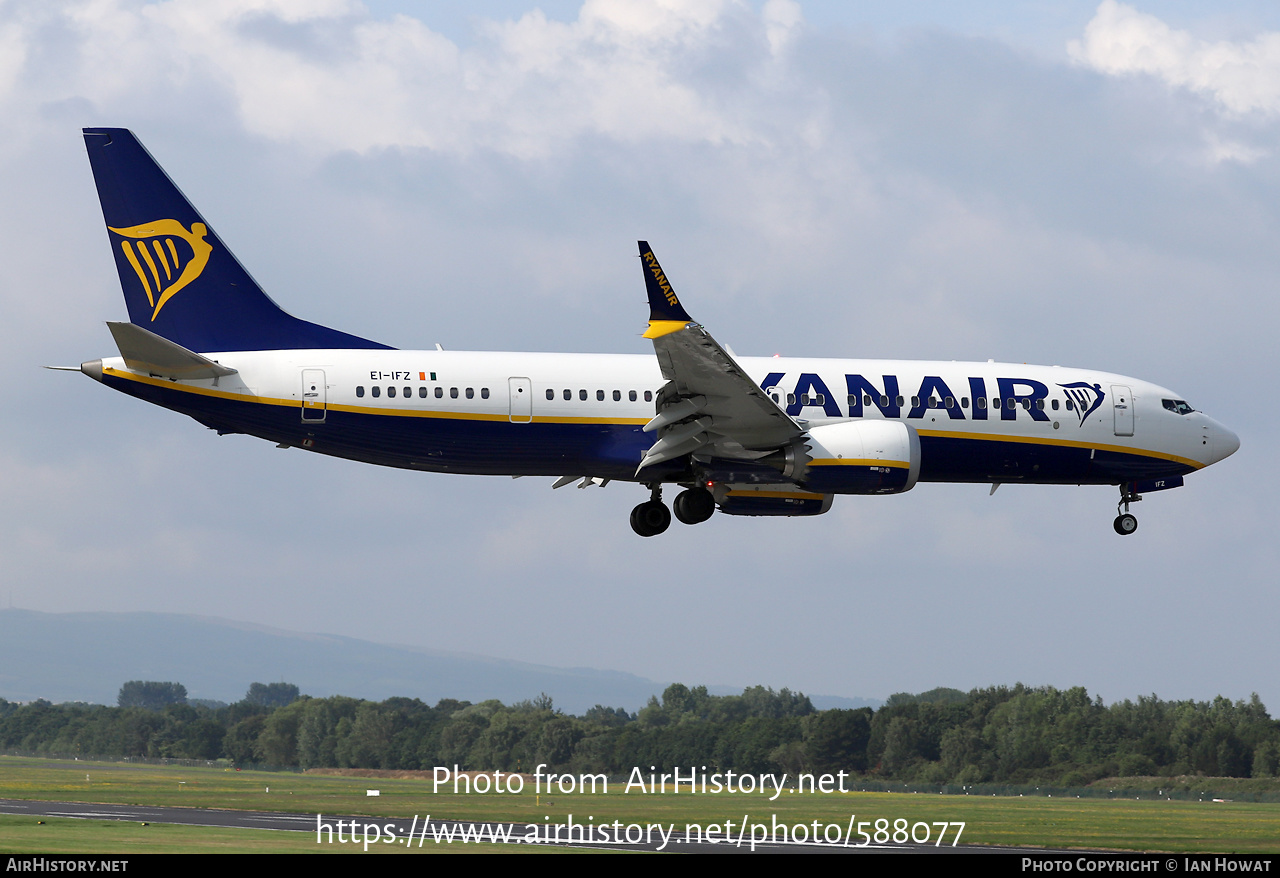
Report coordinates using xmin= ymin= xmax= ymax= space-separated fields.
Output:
xmin=636 ymin=242 xmax=802 ymax=471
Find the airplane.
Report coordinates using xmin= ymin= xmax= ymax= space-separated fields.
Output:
xmin=68 ymin=128 xmax=1239 ymax=537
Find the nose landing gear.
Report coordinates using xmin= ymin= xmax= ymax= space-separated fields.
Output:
xmin=1113 ymin=485 xmax=1141 ymax=536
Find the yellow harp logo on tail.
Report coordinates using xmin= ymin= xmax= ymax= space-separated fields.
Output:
xmin=108 ymin=220 xmax=213 ymax=321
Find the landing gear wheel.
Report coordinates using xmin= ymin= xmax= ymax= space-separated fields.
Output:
xmin=630 ymin=500 xmax=671 ymax=537
xmin=1114 ymin=484 xmax=1141 ymax=536
xmin=673 ymin=488 xmax=715 ymax=525
xmin=1113 ymin=513 xmax=1138 ymax=536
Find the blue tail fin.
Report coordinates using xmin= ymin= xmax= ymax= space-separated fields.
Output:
xmin=83 ymin=128 xmax=392 ymax=352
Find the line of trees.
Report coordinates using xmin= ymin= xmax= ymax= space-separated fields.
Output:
xmin=2 ymin=682 xmax=1278 ymax=784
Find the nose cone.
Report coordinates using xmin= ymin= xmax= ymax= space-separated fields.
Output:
xmin=1209 ymin=419 xmax=1240 ymax=464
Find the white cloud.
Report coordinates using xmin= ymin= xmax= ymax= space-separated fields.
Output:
xmin=4 ymin=0 xmax=787 ymax=158
xmin=1070 ymin=1 xmax=1280 ymax=116
xmin=761 ymin=0 xmax=802 ymax=57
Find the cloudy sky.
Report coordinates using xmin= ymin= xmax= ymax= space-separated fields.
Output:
xmin=4 ymin=0 xmax=1277 ymax=709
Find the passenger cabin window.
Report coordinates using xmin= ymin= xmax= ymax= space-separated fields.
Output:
xmin=403 ymin=386 xmax=411 ymax=398
xmin=629 ymin=391 xmax=637 ymax=401
xmin=597 ymin=390 xmax=604 ymax=401
xmin=976 ymin=397 xmax=986 ymax=409
xmin=579 ymin=389 xmax=587 ymax=401
xmin=563 ymin=389 xmax=571 ymax=401
xmin=546 ymin=389 xmax=554 ymax=400
xmin=613 ymin=390 xmax=621 ymax=401
xmin=356 ymin=386 xmax=365 ymax=398
xmin=481 ymin=388 xmax=489 ymax=399
xmin=388 ymin=386 xmax=396 ymax=398
xmin=1051 ymin=399 xmax=1059 ymax=410
xmin=435 ymin=387 xmax=444 ymax=398
xmin=644 ymin=391 xmax=653 ymax=402
xmin=371 ymin=386 xmax=380 ymax=398
xmin=450 ymin=387 xmax=458 ymax=399
xmin=419 ymin=387 xmax=427 ymax=398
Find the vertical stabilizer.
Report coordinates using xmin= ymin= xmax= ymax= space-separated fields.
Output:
xmin=83 ymin=128 xmax=392 ymax=353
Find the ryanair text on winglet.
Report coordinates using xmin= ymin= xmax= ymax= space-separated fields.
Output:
xmin=643 ymin=250 xmax=680 ymax=307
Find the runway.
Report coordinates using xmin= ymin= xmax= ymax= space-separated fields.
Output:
xmin=0 ymin=797 xmax=1023 ymax=853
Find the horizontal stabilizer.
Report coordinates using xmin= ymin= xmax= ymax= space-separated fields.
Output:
xmin=107 ymin=321 xmax=238 ymax=380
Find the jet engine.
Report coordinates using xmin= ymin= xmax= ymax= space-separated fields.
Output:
xmin=797 ymin=420 xmax=921 ymax=495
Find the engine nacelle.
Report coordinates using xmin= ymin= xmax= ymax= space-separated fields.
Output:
xmin=713 ymin=483 xmax=833 ymax=517
xmin=799 ymin=420 xmax=921 ymax=495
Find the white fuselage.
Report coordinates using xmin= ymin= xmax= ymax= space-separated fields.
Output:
xmin=95 ymin=348 xmax=1238 ymax=486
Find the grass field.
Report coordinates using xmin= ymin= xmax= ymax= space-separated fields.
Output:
xmin=1 ymin=756 xmax=1277 ymax=854
xmin=0 ymin=815 xmax=581 ymax=854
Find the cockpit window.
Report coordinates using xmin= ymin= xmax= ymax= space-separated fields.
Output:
xmin=1162 ymin=399 xmax=1195 ymax=415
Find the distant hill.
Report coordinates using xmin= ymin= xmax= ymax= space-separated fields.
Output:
xmin=0 ymin=609 xmax=880 ymax=714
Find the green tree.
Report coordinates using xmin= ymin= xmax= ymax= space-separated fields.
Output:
xmin=254 ymin=698 xmax=310 ymax=766
xmin=223 ymin=715 xmax=266 ymax=765
xmin=117 ymin=681 xmax=187 ymax=710
xmin=244 ymin=682 xmax=301 ymax=709
xmin=804 ymin=708 xmax=872 ymax=773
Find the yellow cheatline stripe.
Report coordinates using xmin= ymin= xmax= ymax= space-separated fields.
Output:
xmin=808 ymin=457 xmax=911 ymax=469
xmin=726 ymin=490 xmax=825 ymax=500
xmin=106 ymin=366 xmax=295 ymax=407
xmin=103 ymin=368 xmax=650 ymax=426
xmin=916 ymin=428 xmax=1203 ymax=470
xmin=642 ymin=320 xmax=689 ymax=339
xmin=529 ymin=415 xmax=649 ymax=425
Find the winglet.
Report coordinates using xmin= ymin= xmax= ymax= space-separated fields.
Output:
xmin=638 ymin=241 xmax=693 ymax=339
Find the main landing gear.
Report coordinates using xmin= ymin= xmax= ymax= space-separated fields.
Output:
xmin=673 ymin=486 xmax=715 ymax=525
xmin=630 ymin=485 xmax=716 ymax=536
xmin=630 ymin=487 xmax=670 ymax=537
xmin=1113 ymin=484 xmax=1141 ymax=536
